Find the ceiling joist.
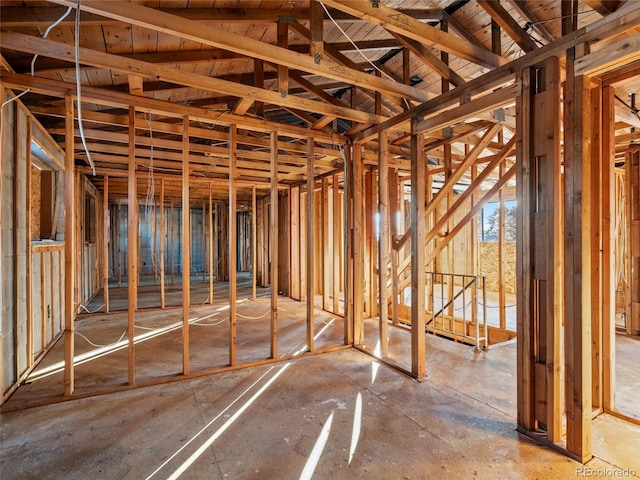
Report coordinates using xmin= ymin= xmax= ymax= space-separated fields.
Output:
xmin=48 ymin=0 xmax=430 ymax=103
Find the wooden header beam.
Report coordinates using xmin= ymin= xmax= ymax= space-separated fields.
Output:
xmin=0 ymin=71 xmax=346 ymax=143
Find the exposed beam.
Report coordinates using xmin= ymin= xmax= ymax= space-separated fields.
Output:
xmin=574 ymin=32 xmax=640 ymax=77
xmin=0 ymin=6 xmax=443 ymax=27
xmin=414 ymin=83 xmax=519 ymax=135
xmin=49 ymin=0 xmax=430 ymax=102
xmin=0 ymin=71 xmax=346 ymax=143
xmin=354 ymin=0 xmax=640 ymax=142
xmin=389 ymin=32 xmax=464 ymax=87
xmin=508 ymin=0 xmax=556 ymax=43
xmin=582 ymin=0 xmax=622 ymax=16
xmin=319 ymin=0 xmax=505 ymax=68
xmin=1 ymin=31 xmax=385 ymax=125
xmin=477 ymin=0 xmax=538 ymax=53
xmin=443 ymin=12 xmax=487 ymax=50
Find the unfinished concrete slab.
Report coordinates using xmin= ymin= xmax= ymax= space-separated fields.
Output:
xmin=2 ymin=344 xmax=638 ymax=480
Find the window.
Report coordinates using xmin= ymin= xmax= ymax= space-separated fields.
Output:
xmin=479 ymin=200 xmax=516 ymax=242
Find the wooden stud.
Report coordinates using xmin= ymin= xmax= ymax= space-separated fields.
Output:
xmin=563 ymin=46 xmax=593 ymax=462
xmin=252 ymin=186 xmax=257 ymax=301
xmin=498 ymin=163 xmax=506 ymax=330
xmin=322 ymin=176 xmax=331 ymax=311
xmin=160 ymin=178 xmax=165 ymax=309
xmin=306 ymin=138 xmax=315 ymax=352
xmin=202 ymin=200 xmax=206 ymax=283
xmin=389 ymin=168 xmax=400 ymax=326
xmin=26 ymin=116 xmax=33 ymax=367
xmin=601 ymin=85 xmax=616 ymax=411
xmin=333 ymin=174 xmax=341 ymax=315
xmin=590 ymin=84 xmax=603 ymax=410
xmin=229 ymin=125 xmax=238 ymax=366
xmin=103 ymin=174 xmax=109 ymax=313
xmin=290 ymin=186 xmax=300 ymax=301
xmin=352 ymin=143 xmax=365 ymax=346
xmin=63 ymin=96 xmax=76 ymax=396
xmin=410 ymin=120 xmax=426 ymax=379
xmin=181 ymin=115 xmax=190 ymax=375
xmin=170 ymin=201 xmax=175 ymax=284
xmin=208 ymin=182 xmax=214 ymax=304
xmin=127 ymin=106 xmax=137 ymax=385
xmin=378 ymin=130 xmax=390 ymax=358
xmin=270 ymin=131 xmax=278 ymax=359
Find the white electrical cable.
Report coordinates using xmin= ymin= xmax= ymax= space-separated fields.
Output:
xmin=319 ymin=2 xmax=395 ymax=82
xmin=76 ymin=329 xmax=127 ymax=348
xmin=1 ymin=6 xmax=73 ymax=108
xmin=75 ymin=0 xmax=97 ymax=176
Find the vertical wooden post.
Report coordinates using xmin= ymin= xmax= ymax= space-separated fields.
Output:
xmin=160 ymin=178 xmax=165 ymax=309
xmin=344 ymin=145 xmax=353 ymax=344
xmin=310 ymin=0 xmax=324 ymax=61
xmin=170 ymin=202 xmax=175 ymax=285
xmin=26 ymin=117 xmax=33 ymax=367
xmin=181 ymin=115 xmax=190 ymax=375
xmin=202 ymin=201 xmax=206 ymax=283
xmin=270 ymin=132 xmax=279 ymax=358
xmin=103 ymin=175 xmax=109 ymax=313
xmin=516 ymin=67 xmax=534 ymax=432
xmin=322 ymin=176 xmax=331 ymax=311
xmin=365 ymin=170 xmax=377 ymax=318
xmin=64 ymin=96 xmax=75 ymax=396
xmin=290 ymin=186 xmax=300 ymax=301
xmin=389 ymin=168 xmax=400 ymax=326
xmin=127 ymin=106 xmax=137 ymax=385
xmin=601 ymin=85 xmax=616 ymax=411
xmin=117 ymin=199 xmax=122 ymax=287
xmin=625 ymin=149 xmax=640 ymax=335
xmin=352 ymin=143 xmax=365 ymax=345
xmin=252 ymin=186 xmax=257 ymax=301
xmin=410 ymin=120 xmax=426 ymax=379
xmin=564 ymin=46 xmax=593 ymax=462
xmin=378 ymin=130 xmax=390 ymax=358
xmin=208 ymin=182 xmax=214 ymax=304
xmin=333 ymin=174 xmax=341 ymax=314
xmin=277 ymin=22 xmax=289 ymax=97
xmin=590 ymin=84 xmax=603 ymax=410
xmin=254 ymin=59 xmax=264 ymax=119
xmin=516 ymin=58 xmax=563 ymax=443
xmin=229 ymin=125 xmax=238 ymax=365
xmin=306 ymin=138 xmax=315 ymax=352
xmin=498 ymin=163 xmax=506 ymax=330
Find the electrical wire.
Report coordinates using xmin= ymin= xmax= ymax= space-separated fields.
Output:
xmin=76 ymin=329 xmax=127 ymax=348
xmin=1 ymin=6 xmax=73 ymax=108
xmin=319 ymin=2 xmax=395 ymax=82
xmin=74 ymin=0 xmax=96 ymax=176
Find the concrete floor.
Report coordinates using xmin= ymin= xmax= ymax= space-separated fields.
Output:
xmin=2 ymin=346 xmax=639 ymax=479
xmin=2 ymin=280 xmax=639 ymax=479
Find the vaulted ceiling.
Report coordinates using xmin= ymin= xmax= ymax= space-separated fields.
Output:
xmin=0 ymin=0 xmax=634 ymax=200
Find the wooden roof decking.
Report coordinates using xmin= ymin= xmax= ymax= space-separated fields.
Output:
xmin=1 ymin=0 xmax=638 ymax=201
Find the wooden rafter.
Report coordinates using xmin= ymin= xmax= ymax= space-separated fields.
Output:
xmin=319 ymin=0 xmax=505 ymax=68
xmin=477 ymin=0 xmax=538 ymax=53
xmin=507 ymin=0 xmax=556 ymax=43
xmin=1 ymin=31 xmax=384 ymax=125
xmin=48 ymin=0 xmax=430 ymax=103
xmin=389 ymin=32 xmax=464 ymax=87
xmin=0 ymin=6 xmax=443 ymax=27
xmin=582 ymin=0 xmax=622 ymax=16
